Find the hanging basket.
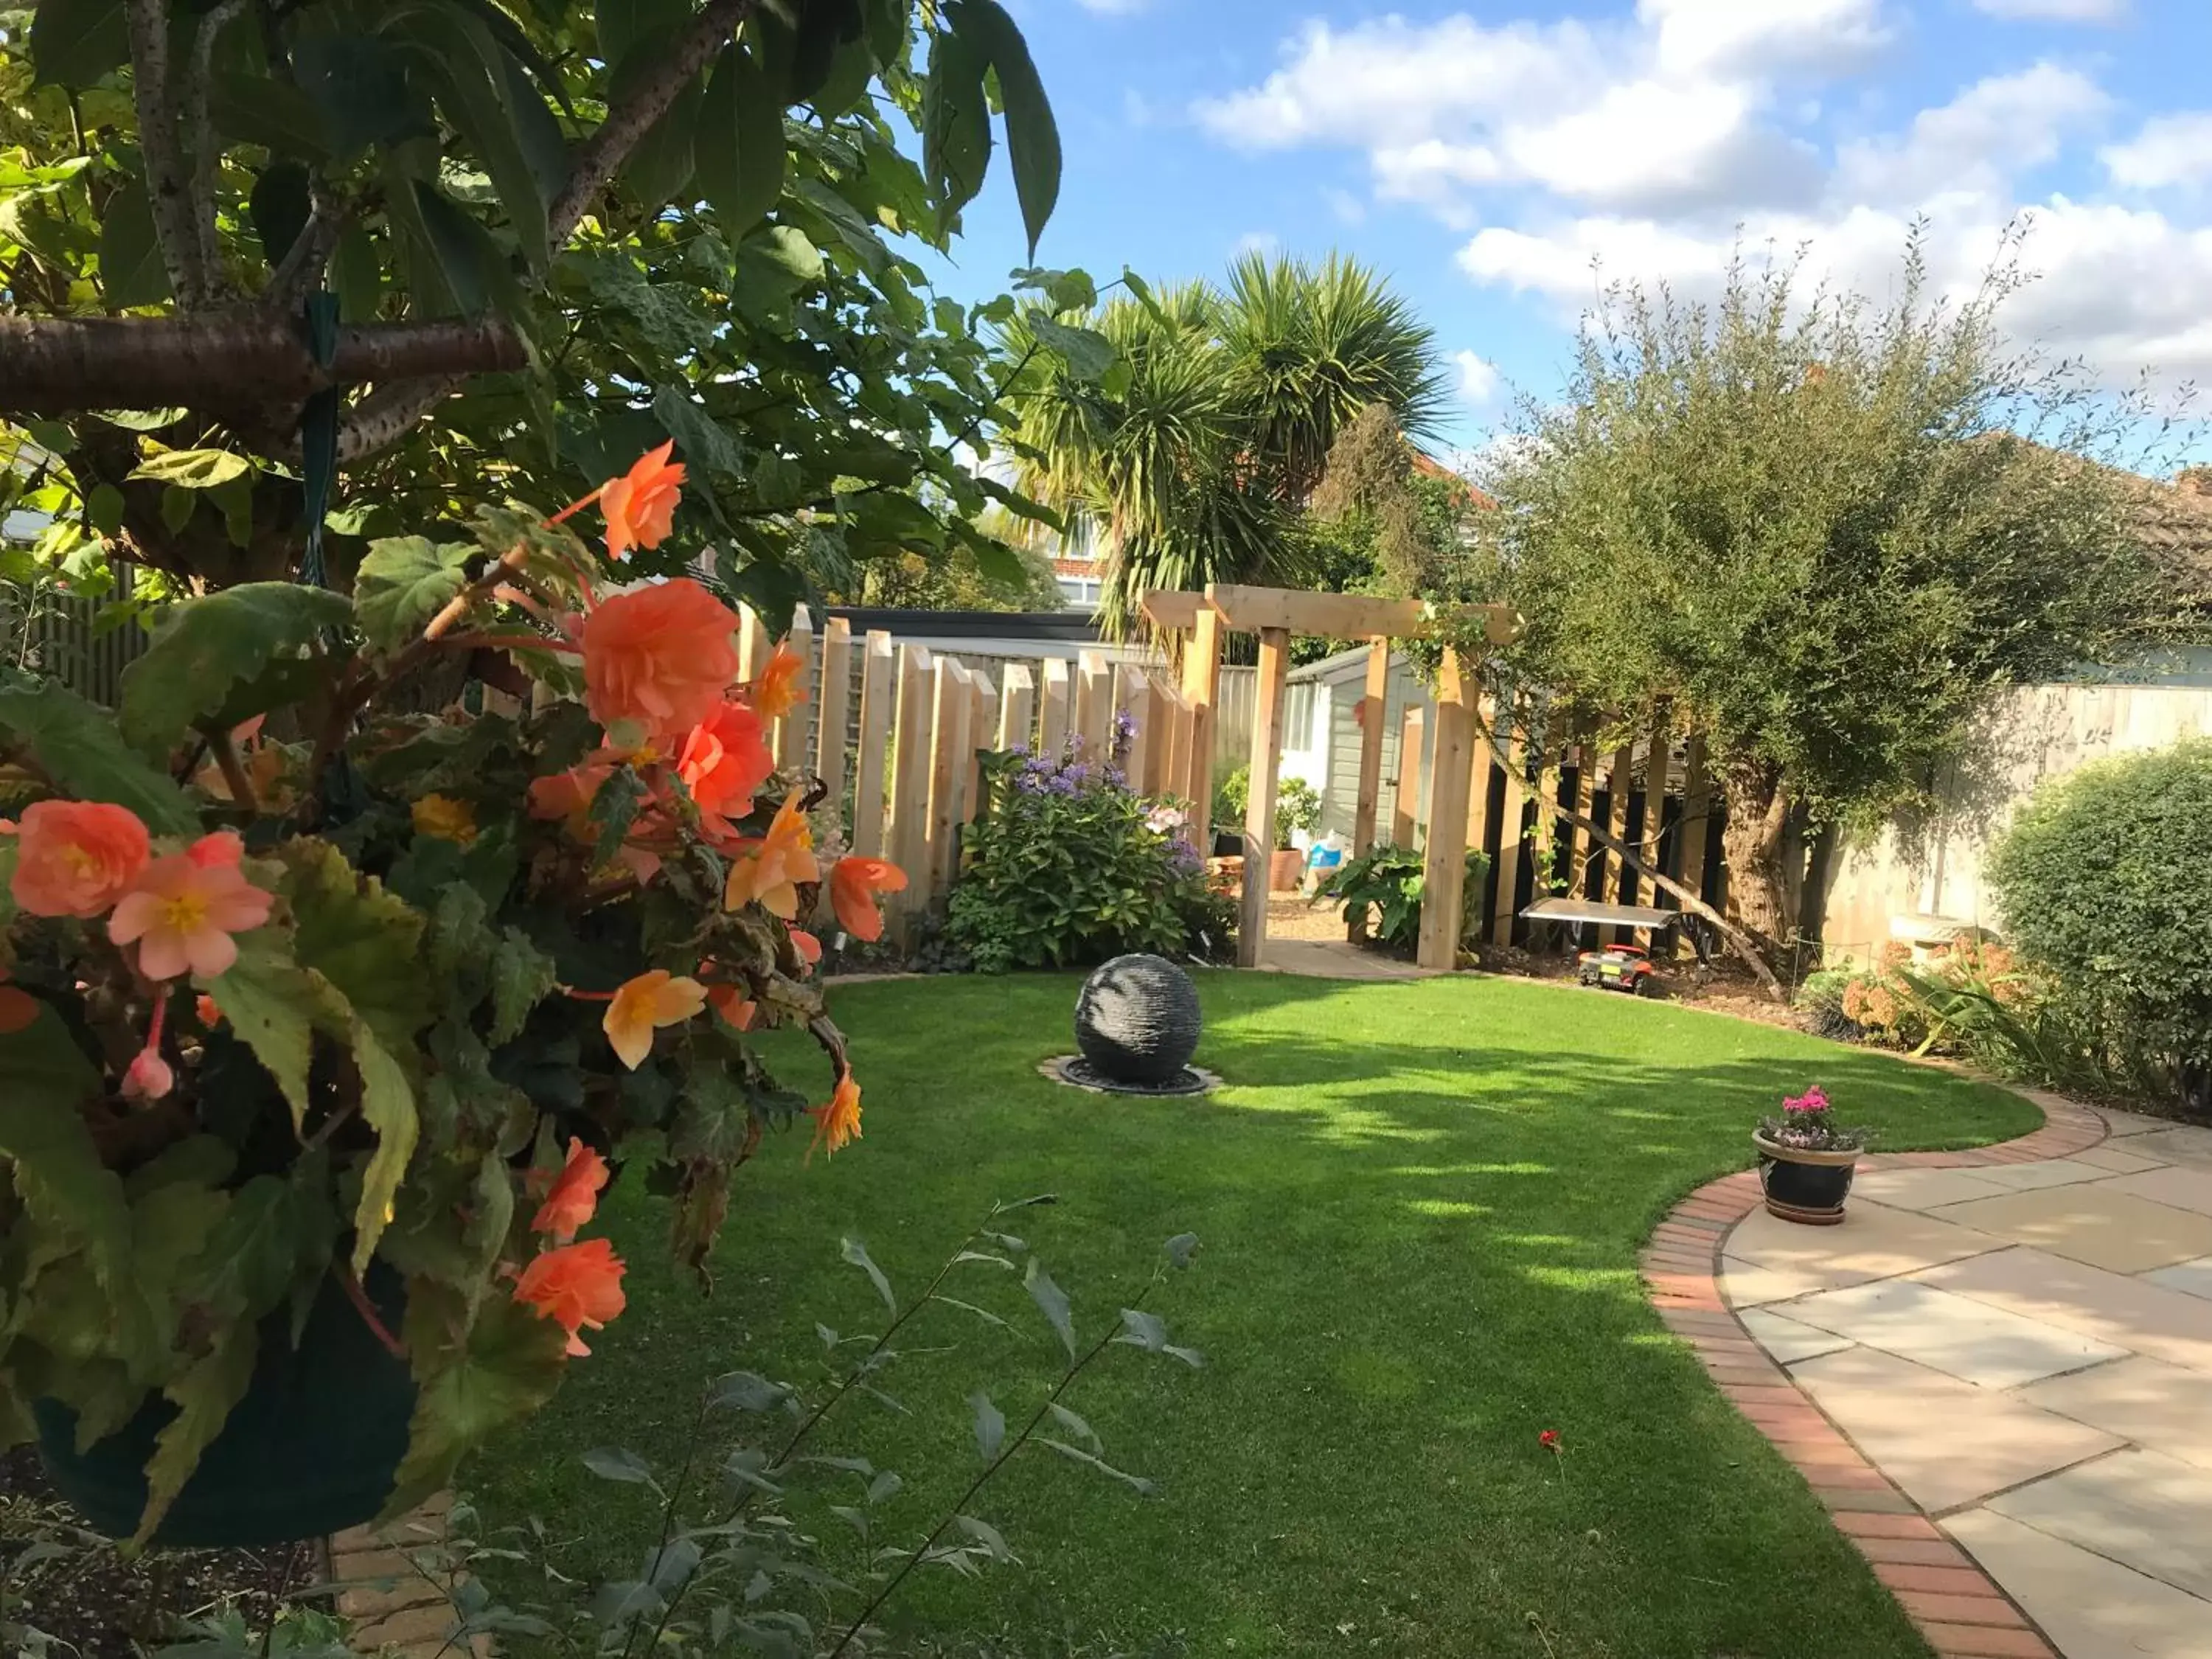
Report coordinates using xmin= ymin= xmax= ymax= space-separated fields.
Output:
xmin=33 ymin=1264 xmax=416 ymax=1548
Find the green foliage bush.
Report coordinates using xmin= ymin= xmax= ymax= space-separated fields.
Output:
xmin=1986 ymin=741 xmax=2212 ymax=1113
xmin=1316 ymin=842 xmax=1489 ymax=955
xmin=1212 ymin=765 xmax=1322 ymax=849
xmin=947 ymin=748 xmax=1233 ymax=973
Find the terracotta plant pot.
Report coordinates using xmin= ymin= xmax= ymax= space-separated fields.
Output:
xmin=1753 ymin=1130 xmax=1863 ymax=1225
xmin=1267 ymin=849 xmax=1305 ymax=891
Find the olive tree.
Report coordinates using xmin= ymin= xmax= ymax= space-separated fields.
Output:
xmin=1477 ymin=234 xmax=2187 ymax=954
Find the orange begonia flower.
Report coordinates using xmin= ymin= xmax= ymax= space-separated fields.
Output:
xmin=527 ymin=762 xmax=614 ymax=837
xmin=10 ymin=800 xmax=149 ymax=919
xmin=789 ymin=928 xmax=821 ymax=972
xmin=602 ymin=969 xmax=708 ymax=1069
xmin=751 ymin=641 xmax=807 ymax=722
xmin=411 ymin=794 xmax=479 ymax=844
xmin=599 ymin=440 xmax=686 ymax=560
xmin=512 ymin=1237 xmax=627 ymax=1357
xmin=195 ymin=993 xmax=223 ymax=1028
xmin=532 ymin=1137 xmax=611 ymax=1244
xmin=722 ymin=790 xmax=818 ymax=918
xmin=828 ymin=857 xmax=907 ymax=943
xmin=582 ymin=579 xmax=740 ymax=745
xmin=677 ymin=700 xmax=773 ymax=821
xmin=807 ymin=1071 xmax=862 ymax=1164
xmin=108 ymin=835 xmax=275 ymax=981
xmin=707 ymin=984 xmax=757 ymax=1031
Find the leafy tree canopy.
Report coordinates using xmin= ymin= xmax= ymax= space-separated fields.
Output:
xmin=1471 ymin=233 xmax=2191 ymax=947
xmin=0 ymin=0 xmax=1105 ymax=616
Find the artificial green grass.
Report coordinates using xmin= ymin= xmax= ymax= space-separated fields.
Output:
xmin=472 ymin=972 xmax=2038 ymax=1658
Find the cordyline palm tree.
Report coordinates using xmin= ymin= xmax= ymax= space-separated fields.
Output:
xmin=1002 ymin=253 xmax=1447 ymax=636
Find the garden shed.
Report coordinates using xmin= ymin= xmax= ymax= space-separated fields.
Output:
xmin=1282 ymin=645 xmax=1435 ymax=844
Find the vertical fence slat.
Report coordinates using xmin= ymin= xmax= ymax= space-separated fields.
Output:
xmin=1418 ymin=651 xmax=1477 ymax=971
xmin=925 ymin=658 xmax=972 ymax=903
xmin=1603 ymin=740 xmax=1634 ymax=939
xmin=1675 ymin=734 xmax=1711 ymax=956
xmin=1492 ymin=708 xmax=1528 ymax=947
xmin=885 ymin=644 xmax=935 ymax=933
xmin=773 ymin=605 xmax=814 ymax=768
xmin=813 ymin=614 xmax=852 ymax=796
xmin=1391 ymin=706 xmax=1425 ymax=847
xmin=1039 ymin=657 xmax=1071 ymax=757
xmin=964 ymin=669 xmax=993 ymax=824
xmin=1113 ymin=661 xmax=1150 ymax=787
xmin=1158 ymin=681 xmax=1194 ymax=827
xmin=998 ymin=662 xmax=1036 ymax=754
xmin=852 ymin=630 xmax=896 ymax=857
xmin=737 ymin=604 xmax=773 ymax=685
xmin=1075 ymin=650 xmax=1113 ymax=759
xmin=1565 ymin=726 xmax=1595 ymax=906
xmin=1237 ymin=627 xmax=1293 ymax=968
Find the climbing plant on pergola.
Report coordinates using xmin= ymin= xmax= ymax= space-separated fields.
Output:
xmin=1141 ymin=585 xmax=1518 ymax=971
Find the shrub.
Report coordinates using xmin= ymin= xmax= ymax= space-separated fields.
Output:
xmin=1213 ymin=765 xmax=1322 ymax=849
xmin=947 ymin=747 xmax=1231 ymax=973
xmin=1316 ymin=842 xmax=1490 ymax=955
xmin=1986 ymin=740 xmax=2212 ymax=1114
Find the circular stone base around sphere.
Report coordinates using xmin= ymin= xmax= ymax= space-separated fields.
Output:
xmin=1073 ymin=953 xmax=1203 ymax=1086
xmin=1048 ymin=1054 xmax=1214 ymax=1096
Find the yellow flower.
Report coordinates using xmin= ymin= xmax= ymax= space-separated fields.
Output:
xmin=602 ymin=970 xmax=707 ymax=1069
xmin=411 ymin=794 xmax=479 ymax=844
xmin=807 ymin=1071 xmax=862 ymax=1164
xmin=722 ymin=790 xmax=819 ymax=919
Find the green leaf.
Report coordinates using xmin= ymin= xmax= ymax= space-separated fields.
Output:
xmin=203 ymin=930 xmax=352 ymax=1132
xmin=394 ymin=10 xmax=551 ymax=268
xmin=959 ymin=0 xmax=1059 ymax=260
xmin=331 ymin=224 xmax=383 ymax=323
xmin=128 ymin=448 xmax=249 ymax=490
xmin=185 ymin=1169 xmax=333 ymax=1330
xmin=30 ymin=0 xmax=127 ymax=88
xmin=0 ymin=1009 xmax=130 ymax=1287
xmin=622 ymin=69 xmax=703 ymax=218
xmin=707 ymin=1371 xmax=790 ymax=1413
xmin=922 ymin=19 xmax=992 ymax=217
xmin=116 ymin=582 xmax=350 ymax=752
xmin=0 ymin=678 xmax=198 ymax=833
xmin=669 ymin=1067 xmax=754 ymax=1164
xmin=954 ymin=1513 xmax=1015 ymax=1561
xmin=134 ymin=1326 xmax=257 ymax=1545
xmin=249 ymin=161 xmax=313 ymax=273
xmin=348 ymin=1019 xmax=420 ymax=1273
xmin=1036 ymin=1436 xmax=1158 ymax=1497
xmin=1026 ymin=315 xmax=1115 ymax=382
xmin=582 ymin=1445 xmax=656 ymax=1484
xmin=1046 ymin=1400 xmax=1100 ymax=1454
xmin=277 ymin=839 xmax=433 ymax=1055
xmin=650 ymin=386 xmax=746 ymax=482
xmin=1023 ymin=1257 xmax=1075 ymax=1360
xmin=487 ymin=928 xmax=556 ymax=1046
xmin=968 ymin=1388 xmax=1003 ymax=1462
xmin=839 ymin=1236 xmax=896 ymax=1316
xmin=695 ymin=41 xmax=785 ymax=239
xmin=354 ymin=536 xmax=473 ymax=655
xmin=97 ymin=181 xmax=170 ymax=307
xmin=383 ymin=1286 xmax=568 ymax=1522
xmin=209 ymin=72 xmax=333 ymax=161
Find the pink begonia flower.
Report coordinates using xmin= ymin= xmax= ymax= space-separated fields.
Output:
xmin=108 ymin=835 xmax=276 ymax=981
xmin=1782 ymin=1086 xmax=1831 ymax=1115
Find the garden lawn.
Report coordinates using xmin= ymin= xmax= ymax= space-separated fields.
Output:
xmin=472 ymin=972 xmax=2038 ymax=1658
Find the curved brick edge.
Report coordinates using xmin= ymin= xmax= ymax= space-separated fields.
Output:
xmin=1641 ymin=1091 xmax=2112 ymax=1659
xmin=330 ymin=1492 xmax=491 ymax=1658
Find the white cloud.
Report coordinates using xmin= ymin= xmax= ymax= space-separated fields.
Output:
xmin=1323 ymin=186 xmax=1367 ymax=226
xmin=1972 ymin=0 xmax=2126 ymax=19
xmin=1638 ymin=0 xmax=1891 ymax=77
xmin=1453 ymin=350 xmax=1501 ymax=404
xmin=1233 ymin=231 xmax=1281 ymax=258
xmin=1835 ymin=63 xmax=2107 ymax=204
xmin=1074 ymin=0 xmax=1152 ymax=13
xmin=2104 ymin=113 xmax=2212 ymax=189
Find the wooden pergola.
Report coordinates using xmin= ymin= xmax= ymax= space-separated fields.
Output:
xmin=1141 ymin=584 xmax=1520 ymax=972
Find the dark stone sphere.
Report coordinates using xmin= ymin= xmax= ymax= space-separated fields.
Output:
xmin=1074 ymin=954 xmax=1202 ymax=1085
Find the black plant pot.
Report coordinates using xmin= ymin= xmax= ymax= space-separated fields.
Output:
xmin=34 ymin=1263 xmax=416 ymax=1547
xmin=1753 ymin=1132 xmax=1861 ymax=1226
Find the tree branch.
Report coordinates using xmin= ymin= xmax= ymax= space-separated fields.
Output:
xmin=260 ymin=183 xmax=352 ymax=316
xmin=1473 ymin=709 xmax=1788 ymax=1002
xmin=333 ymin=377 xmax=465 ymax=463
xmin=0 ymin=316 xmax=526 ymax=416
xmin=184 ymin=0 xmax=251 ymax=300
xmin=125 ymin=0 xmax=206 ymax=307
xmin=545 ymin=0 xmax=755 ymax=249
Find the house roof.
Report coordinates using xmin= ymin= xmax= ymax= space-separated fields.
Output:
xmin=2134 ymin=468 xmax=2212 ymax=608
xmin=1411 ymin=449 xmax=1498 ymax=511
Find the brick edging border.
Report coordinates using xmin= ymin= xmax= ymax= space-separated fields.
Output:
xmin=1642 ymin=1090 xmax=2112 ymax=1659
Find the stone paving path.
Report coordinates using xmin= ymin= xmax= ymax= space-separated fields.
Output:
xmin=1657 ymin=1096 xmax=2212 ymax=1659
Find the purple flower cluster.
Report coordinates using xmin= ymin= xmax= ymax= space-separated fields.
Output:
xmin=1165 ymin=838 xmax=1203 ymax=877
xmin=1111 ymin=707 xmax=1139 ymax=765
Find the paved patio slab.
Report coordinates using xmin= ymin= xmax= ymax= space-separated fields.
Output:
xmin=1850 ymin=1167 xmax=2015 ymax=1210
xmin=1944 ymin=1509 xmax=2212 ymax=1659
xmin=1788 ymin=1346 xmax=2121 ymax=1512
xmin=1928 ymin=1186 xmax=2212 ymax=1274
xmin=2096 ymin=1166 xmax=2212 ymax=1220
xmin=1918 ymin=1248 xmax=2212 ymax=1374
xmin=2125 ymin=1127 xmax=2212 ymax=1168
xmin=1726 ymin=1200 xmax=2000 ymax=1290
xmin=1969 ymin=1159 xmax=2127 ymax=1192
xmin=1719 ymin=1253 xmax=1840 ymax=1306
xmin=2071 ymin=1144 xmax=2174 ymax=1175
xmin=2145 ymin=1257 xmax=2212 ymax=1302
xmin=2097 ymin=1110 xmax=2187 ymax=1140
xmin=1782 ymin=1279 xmax=2128 ymax=1389
xmin=1987 ymin=1448 xmax=2212 ymax=1601
xmin=2020 ymin=1355 xmax=2212 ymax=1473
xmin=1737 ymin=1307 xmax=1855 ymax=1363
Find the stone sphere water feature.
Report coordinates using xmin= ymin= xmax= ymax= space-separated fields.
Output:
xmin=1064 ymin=953 xmax=1205 ymax=1093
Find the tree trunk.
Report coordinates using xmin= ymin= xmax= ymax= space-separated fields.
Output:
xmin=1720 ymin=764 xmax=1795 ymax=953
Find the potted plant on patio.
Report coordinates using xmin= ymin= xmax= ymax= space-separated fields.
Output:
xmin=0 ymin=448 xmax=900 ymax=1549
xmin=1753 ymin=1086 xmax=1872 ymax=1225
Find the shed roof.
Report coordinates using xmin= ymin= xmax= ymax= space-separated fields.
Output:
xmin=1285 ymin=644 xmax=1377 ymax=684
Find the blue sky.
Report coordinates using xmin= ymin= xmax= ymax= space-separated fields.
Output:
xmin=934 ymin=0 xmax=2212 ymax=464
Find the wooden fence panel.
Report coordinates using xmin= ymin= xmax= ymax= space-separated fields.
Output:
xmin=925 ymin=658 xmax=972 ymax=901
xmin=737 ymin=603 xmax=773 ymax=684
xmin=852 ymin=630 xmax=896 ymax=857
xmin=1075 ymin=650 xmax=1113 ymax=758
xmin=1491 ymin=714 xmax=1529 ymax=947
xmin=885 ymin=644 xmax=935 ymax=931
xmin=773 ymin=605 xmax=813 ymax=768
xmin=1114 ymin=662 xmax=1150 ymax=787
xmin=998 ymin=663 xmax=1036 ymax=754
xmin=965 ymin=669 xmax=993 ymax=823
xmin=1039 ymin=658 xmax=1071 ymax=757
xmin=813 ymin=614 xmax=851 ymax=795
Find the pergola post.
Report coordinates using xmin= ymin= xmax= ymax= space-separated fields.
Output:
xmin=1238 ymin=625 xmax=1292 ymax=967
xmin=1182 ymin=602 xmax=1221 ymax=832
xmin=1417 ymin=648 xmax=1478 ymax=971
xmin=1351 ymin=637 xmax=1391 ymax=857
